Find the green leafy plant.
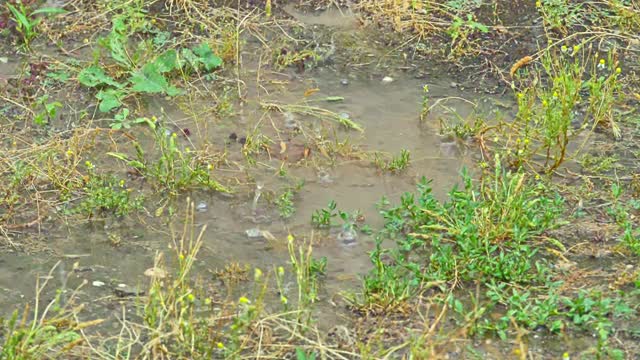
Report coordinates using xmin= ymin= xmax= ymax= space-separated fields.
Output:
xmin=275 ymin=189 xmax=296 ymax=219
xmin=358 ymin=159 xmax=564 ymax=309
xmin=111 ymin=108 xmax=155 ymax=130
xmin=72 ymin=162 xmax=144 ymax=217
xmin=447 ymin=13 xmax=489 ymax=56
xmin=77 ymin=14 xmax=222 ymax=113
xmin=311 ymin=200 xmax=337 ymax=228
xmin=506 ymin=46 xmax=623 ymax=171
xmin=33 ymin=95 xmax=62 ymax=126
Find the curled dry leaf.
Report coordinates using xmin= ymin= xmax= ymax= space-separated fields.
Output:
xmin=144 ymin=267 xmax=168 ymax=279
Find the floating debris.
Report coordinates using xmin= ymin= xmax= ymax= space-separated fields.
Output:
xmin=144 ymin=267 xmax=167 ymax=279
xmin=340 ymin=79 xmax=349 ymax=86
xmin=114 ymin=284 xmax=144 ymax=297
xmin=92 ymin=280 xmax=105 ymax=287
xmin=382 ymin=76 xmax=394 ymax=83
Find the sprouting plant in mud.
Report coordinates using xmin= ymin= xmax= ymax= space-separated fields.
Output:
xmin=5 ymin=2 xmax=66 ymax=49
xmin=311 ymin=200 xmax=337 ymax=228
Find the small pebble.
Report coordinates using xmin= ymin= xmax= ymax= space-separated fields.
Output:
xmin=340 ymin=78 xmax=349 ymax=86
xmin=382 ymin=76 xmax=394 ymax=83
xmin=92 ymin=280 xmax=105 ymax=287
xmin=245 ymin=228 xmax=262 ymax=238
xmin=450 ymin=82 xmax=458 ymax=88
xmin=196 ymin=202 xmax=208 ymax=212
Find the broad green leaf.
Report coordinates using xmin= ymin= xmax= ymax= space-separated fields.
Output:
xmin=130 ymin=63 xmax=168 ymax=93
xmin=77 ymin=65 xmax=122 ymax=88
xmin=31 ymin=7 xmax=68 ymax=16
xmin=180 ymin=48 xmax=199 ymax=69
xmin=155 ymin=50 xmax=178 ymax=73
xmin=192 ymin=43 xmax=222 ymax=71
xmin=96 ymin=89 xmax=124 ymax=112
xmin=46 ymin=71 xmax=70 ymax=83
xmin=130 ymin=63 xmax=181 ymax=96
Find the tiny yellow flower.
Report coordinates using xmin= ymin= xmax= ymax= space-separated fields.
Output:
xmin=287 ymin=234 xmax=294 ymax=243
xmin=599 ymin=59 xmax=605 ymax=65
xmin=542 ymin=100 xmax=548 ymax=107
xmin=254 ymin=268 xmax=263 ymax=281
xmin=280 ymin=295 xmax=288 ymax=305
xmin=552 ymin=91 xmax=558 ymax=98
xmin=178 ymin=253 xmax=185 ymax=261
xmin=572 ymin=45 xmax=580 ymax=53
xmin=239 ymin=296 xmax=250 ymax=304
xmin=187 ymin=293 xmax=195 ymax=302
xmin=65 ymin=149 xmax=73 ymax=157
xmin=217 ymin=342 xmax=224 ymax=349
xmin=616 ymin=67 xmax=621 ymax=74
xmin=185 ymin=147 xmax=191 ymax=153
xmin=151 ymin=116 xmax=157 ymax=121
xmin=172 ymin=133 xmax=178 ymax=138
xmin=207 ymin=164 xmax=213 ymax=170
xmin=83 ymin=38 xmax=89 ymax=44
xmin=119 ymin=179 xmax=125 ymax=187
xmin=151 ymin=18 xmax=156 ymax=24
xmin=524 ymin=138 xmax=530 ymax=145
xmin=204 ymin=297 xmax=212 ymax=305
xmin=561 ymin=45 xmax=568 ymax=53
xmin=535 ymin=1 xmax=541 ymax=8
xmin=277 ymin=266 xmax=285 ymax=277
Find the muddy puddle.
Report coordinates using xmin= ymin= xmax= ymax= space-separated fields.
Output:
xmin=0 ymin=53 xmax=507 ymax=319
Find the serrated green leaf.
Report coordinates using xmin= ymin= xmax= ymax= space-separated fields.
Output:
xmin=96 ymin=89 xmax=124 ymax=112
xmin=108 ymin=17 xmax=131 ymax=68
xmin=192 ymin=43 xmax=222 ymax=71
xmin=155 ymin=49 xmax=178 ymax=73
xmin=77 ymin=65 xmax=122 ymax=88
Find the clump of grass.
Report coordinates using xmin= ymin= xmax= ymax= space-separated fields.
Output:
xmin=373 ymin=149 xmax=411 ymax=173
xmin=108 ymin=127 xmax=230 ymax=196
xmin=1 ymin=262 xmax=101 ymax=359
